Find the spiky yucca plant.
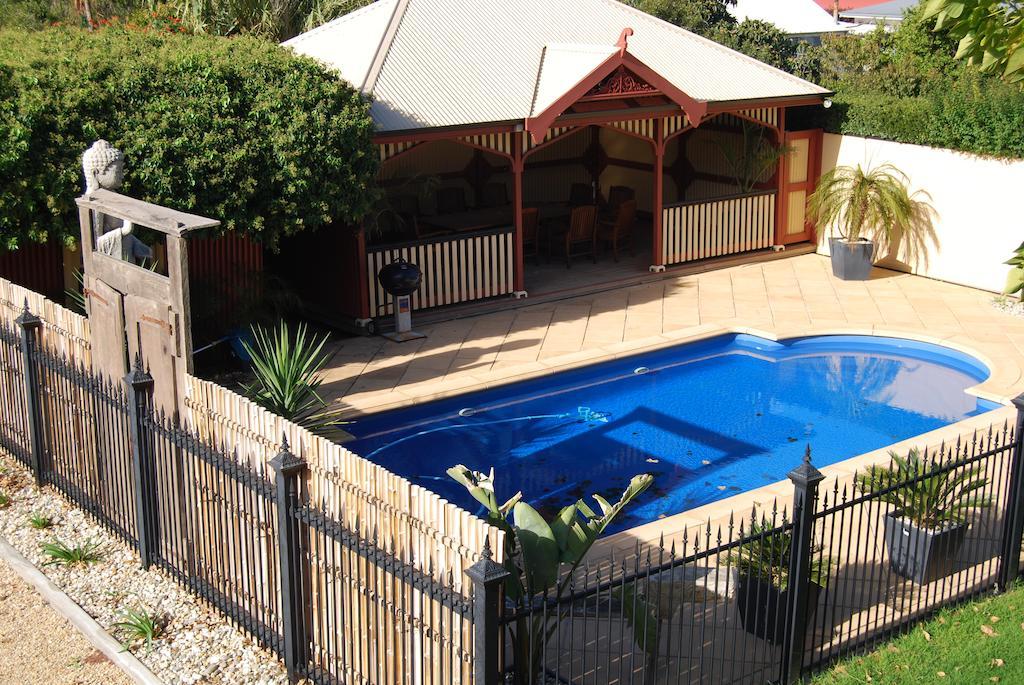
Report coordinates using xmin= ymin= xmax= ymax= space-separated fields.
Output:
xmin=855 ymin=448 xmax=992 ymax=529
xmin=242 ymin=321 xmax=338 ymax=434
xmin=729 ymin=518 xmax=834 ymax=591
xmin=807 ymin=163 xmax=935 ymax=263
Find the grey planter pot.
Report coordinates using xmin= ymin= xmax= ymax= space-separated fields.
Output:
xmin=736 ymin=574 xmax=823 ymax=645
xmin=829 ymin=237 xmax=875 ymax=281
xmin=883 ymin=512 xmax=968 ymax=585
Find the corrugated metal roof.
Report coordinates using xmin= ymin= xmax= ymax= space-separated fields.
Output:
xmin=531 ymin=44 xmax=617 ymax=116
xmin=841 ymin=0 xmax=917 ymax=20
xmin=729 ymin=0 xmax=854 ymax=36
xmin=287 ymin=0 xmax=830 ymax=133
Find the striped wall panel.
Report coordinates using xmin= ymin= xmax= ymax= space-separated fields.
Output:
xmin=737 ymin=107 xmax=779 ymax=128
xmin=366 ymin=228 xmax=515 ymax=315
xmin=663 ymin=114 xmax=690 ymax=138
xmin=608 ymin=118 xmax=657 ymax=139
xmin=378 ymin=141 xmax=420 ymax=162
xmin=0 ymin=240 xmax=65 ymax=299
xmin=524 ymin=126 xmax=577 ymax=153
xmin=661 ymin=191 xmax=776 ymax=265
xmin=459 ymin=132 xmax=515 ymax=157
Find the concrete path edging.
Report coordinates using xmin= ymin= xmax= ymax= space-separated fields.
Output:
xmin=0 ymin=536 xmax=164 ymax=685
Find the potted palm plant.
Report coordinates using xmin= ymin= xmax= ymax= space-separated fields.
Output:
xmin=729 ymin=519 xmax=834 ymax=645
xmin=807 ymin=163 xmax=933 ymax=281
xmin=856 ymin=449 xmax=991 ymax=584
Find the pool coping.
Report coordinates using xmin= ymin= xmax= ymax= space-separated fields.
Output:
xmin=335 ymin=322 xmax=1019 ymax=422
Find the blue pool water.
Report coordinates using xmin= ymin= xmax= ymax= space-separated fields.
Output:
xmin=346 ymin=335 xmax=999 ymax=533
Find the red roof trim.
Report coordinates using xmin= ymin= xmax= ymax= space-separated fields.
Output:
xmin=525 ymin=47 xmax=708 ymax=144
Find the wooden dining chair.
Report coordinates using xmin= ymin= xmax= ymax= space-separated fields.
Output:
xmin=522 ymin=207 xmax=540 ymax=262
xmin=597 ymin=199 xmax=637 ymax=262
xmin=550 ymin=204 xmax=597 ymax=268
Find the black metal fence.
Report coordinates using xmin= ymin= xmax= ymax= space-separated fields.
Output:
xmin=1 ymin=303 xmax=477 ymax=684
xmin=481 ymin=425 xmax=1024 ymax=685
xmin=3 ymin=299 xmax=1024 ymax=685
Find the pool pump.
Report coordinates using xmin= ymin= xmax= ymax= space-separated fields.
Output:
xmin=377 ymin=258 xmax=426 ymax=343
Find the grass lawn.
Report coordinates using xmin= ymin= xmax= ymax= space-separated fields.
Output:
xmin=812 ymin=584 xmax=1024 ymax=684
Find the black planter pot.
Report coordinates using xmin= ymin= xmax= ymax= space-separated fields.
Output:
xmin=883 ymin=512 xmax=968 ymax=585
xmin=829 ymin=237 xmax=875 ymax=281
xmin=736 ymin=574 xmax=822 ymax=645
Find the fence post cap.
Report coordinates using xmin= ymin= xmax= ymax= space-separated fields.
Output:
xmin=124 ymin=355 xmax=154 ymax=390
xmin=787 ymin=445 xmax=824 ymax=487
xmin=465 ymin=538 xmax=511 ymax=586
xmin=14 ymin=298 xmax=41 ymax=329
xmin=270 ymin=437 xmax=306 ymax=476
xmin=1011 ymin=393 xmax=1024 ymax=411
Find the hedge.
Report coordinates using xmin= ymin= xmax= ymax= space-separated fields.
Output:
xmin=0 ymin=27 xmax=378 ymax=250
xmin=816 ymin=76 xmax=1024 ymax=159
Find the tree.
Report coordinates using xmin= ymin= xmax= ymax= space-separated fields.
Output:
xmin=169 ymin=0 xmax=373 ymax=41
xmin=924 ymin=0 xmax=1024 ymax=83
xmin=0 ymin=27 xmax=378 ymax=250
xmin=625 ymin=0 xmax=735 ymax=37
xmin=714 ymin=19 xmax=798 ymax=72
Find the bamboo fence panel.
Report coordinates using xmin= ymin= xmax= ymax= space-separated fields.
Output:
xmin=0 ymin=276 xmax=91 ymax=363
xmin=184 ymin=374 xmax=502 ymax=684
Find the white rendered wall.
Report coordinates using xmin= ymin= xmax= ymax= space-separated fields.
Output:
xmin=818 ymin=133 xmax=1024 ymax=294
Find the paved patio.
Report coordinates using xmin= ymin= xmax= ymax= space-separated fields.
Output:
xmin=321 ymin=253 xmax=1024 ymax=417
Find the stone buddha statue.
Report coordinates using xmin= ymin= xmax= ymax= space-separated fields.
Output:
xmin=82 ymin=140 xmax=153 ymax=266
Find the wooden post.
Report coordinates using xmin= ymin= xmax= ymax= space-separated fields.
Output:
xmin=775 ymin=107 xmax=788 ymax=247
xmin=466 ymin=539 xmax=511 ymax=685
xmin=652 ymin=118 xmax=666 ymax=269
xmin=15 ymin=301 xmax=44 ymax=487
xmin=780 ymin=446 xmax=824 ymax=684
xmin=270 ymin=438 xmax=309 ymax=684
xmin=512 ymin=131 xmax=526 ymax=294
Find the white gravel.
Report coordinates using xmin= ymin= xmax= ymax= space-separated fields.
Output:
xmin=993 ymin=296 xmax=1024 ymax=317
xmin=0 ymin=453 xmax=291 ymax=685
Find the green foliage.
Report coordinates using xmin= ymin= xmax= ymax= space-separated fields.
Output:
xmin=807 ymin=163 xmax=936 ymax=264
xmin=624 ymin=0 xmax=735 ymax=36
xmin=1004 ymin=241 xmax=1024 ymax=299
xmin=714 ymin=19 xmax=798 ymax=72
xmin=113 ymin=607 xmax=165 ymax=653
xmin=0 ymin=492 xmax=10 ymax=509
xmin=855 ymin=448 xmax=992 ymax=530
xmin=242 ymin=320 xmax=339 ymax=434
xmin=28 ymin=514 xmax=53 ymax=529
xmin=714 ymin=119 xmax=790 ymax=192
xmin=171 ymin=0 xmax=372 ymax=41
xmin=924 ymin=0 xmax=1024 ymax=84
xmin=41 ymin=539 xmax=104 ymax=566
xmin=0 ymin=26 xmax=377 ymax=251
xmin=804 ymin=5 xmax=1024 ymax=158
xmin=728 ymin=518 xmax=834 ymax=591
xmin=447 ymin=466 xmax=654 ymax=681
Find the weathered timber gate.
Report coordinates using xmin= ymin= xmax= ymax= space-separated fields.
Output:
xmin=76 ymin=188 xmax=219 ymax=414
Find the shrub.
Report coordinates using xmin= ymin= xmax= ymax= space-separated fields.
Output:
xmin=113 ymin=607 xmax=165 ymax=653
xmin=28 ymin=514 xmax=53 ymax=529
xmin=41 ymin=539 xmax=104 ymax=566
xmin=0 ymin=27 xmax=378 ymax=251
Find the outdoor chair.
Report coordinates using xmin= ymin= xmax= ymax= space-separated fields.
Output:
xmin=478 ymin=182 xmax=509 ymax=208
xmin=597 ymin=199 xmax=637 ymax=262
xmin=606 ymin=185 xmax=635 ymax=212
xmin=521 ymin=207 xmax=540 ymax=262
xmin=436 ymin=187 xmax=467 ymax=214
xmin=548 ymin=204 xmax=598 ymax=268
xmin=568 ymin=183 xmax=594 ymax=207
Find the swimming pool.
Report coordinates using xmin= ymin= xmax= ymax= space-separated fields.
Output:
xmin=346 ymin=335 xmax=999 ymax=533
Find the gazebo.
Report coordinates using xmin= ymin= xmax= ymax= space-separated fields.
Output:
xmin=284 ymin=0 xmax=831 ymax=328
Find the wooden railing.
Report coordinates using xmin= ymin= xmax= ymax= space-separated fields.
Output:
xmin=661 ymin=190 xmax=776 ymax=266
xmin=366 ymin=226 xmax=515 ymax=315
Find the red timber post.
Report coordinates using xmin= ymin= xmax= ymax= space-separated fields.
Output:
xmin=651 ymin=117 xmax=666 ymax=271
xmin=512 ymin=130 xmax=526 ymax=294
xmin=775 ymin=106 xmax=788 ymax=248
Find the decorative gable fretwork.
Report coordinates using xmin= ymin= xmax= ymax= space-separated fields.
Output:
xmin=582 ymin=65 xmax=659 ymax=100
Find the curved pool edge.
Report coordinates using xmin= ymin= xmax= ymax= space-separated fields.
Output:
xmin=594 ymin=402 xmax=1017 ymax=556
xmin=336 ymin=321 xmax=1016 ymax=423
